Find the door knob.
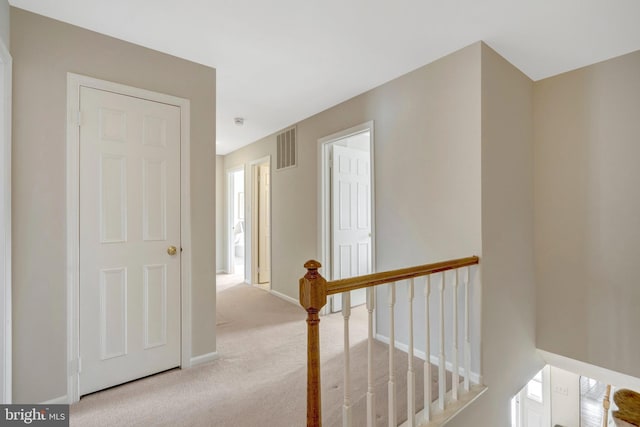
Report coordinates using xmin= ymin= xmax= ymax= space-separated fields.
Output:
xmin=167 ymin=245 xmax=177 ymax=256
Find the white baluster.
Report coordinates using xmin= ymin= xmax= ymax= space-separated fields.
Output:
xmin=464 ymin=267 xmax=471 ymax=392
xmin=366 ymin=287 xmax=376 ymax=427
xmin=424 ymin=276 xmax=432 ymax=422
xmin=388 ymin=282 xmax=397 ymax=427
xmin=407 ymin=279 xmax=415 ymax=427
xmin=438 ymin=272 xmax=446 ymax=411
xmin=452 ymin=271 xmax=459 ymax=401
xmin=343 ymin=291 xmax=352 ymax=427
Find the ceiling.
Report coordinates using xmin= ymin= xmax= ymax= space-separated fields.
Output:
xmin=9 ymin=0 xmax=640 ymax=155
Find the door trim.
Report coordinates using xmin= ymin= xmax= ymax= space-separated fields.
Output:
xmin=65 ymin=73 xmax=192 ymax=403
xmin=0 ymin=37 xmax=12 ymax=405
xmin=247 ymin=156 xmax=271 ymax=286
xmin=318 ymin=121 xmax=376 ymax=309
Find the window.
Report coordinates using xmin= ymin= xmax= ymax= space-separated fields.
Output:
xmin=527 ymin=370 xmax=544 ymax=403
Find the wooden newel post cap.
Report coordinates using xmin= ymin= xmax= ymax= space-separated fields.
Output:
xmin=299 ymin=260 xmax=327 ymax=311
xmin=304 ymin=260 xmax=322 ymax=270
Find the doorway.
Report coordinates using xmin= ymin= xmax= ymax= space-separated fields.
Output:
xmin=0 ymin=37 xmax=12 ymax=404
xmin=251 ymin=159 xmax=271 ymax=289
xmin=227 ymin=168 xmax=245 ymax=277
xmin=66 ymin=74 xmax=192 ymax=403
xmin=511 ymin=366 xmax=551 ymax=427
xmin=319 ymin=122 xmax=374 ymax=312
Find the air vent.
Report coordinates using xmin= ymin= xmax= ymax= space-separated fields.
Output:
xmin=276 ymin=127 xmax=297 ymax=170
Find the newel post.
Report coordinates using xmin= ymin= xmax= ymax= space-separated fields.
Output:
xmin=300 ymin=260 xmax=327 ymax=427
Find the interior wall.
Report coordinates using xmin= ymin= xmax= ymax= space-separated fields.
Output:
xmin=0 ymin=0 xmax=8 ymax=48
xmin=225 ymin=42 xmax=489 ymax=414
xmin=216 ymin=155 xmax=225 ymax=272
xmin=0 ymin=0 xmax=9 ymax=405
xmin=370 ymin=44 xmax=483 ymax=376
xmin=223 ymin=41 xmax=544 ymax=425
xmin=534 ymin=49 xmax=640 ymax=378
xmin=451 ymin=43 xmax=542 ymax=427
xmin=11 ymin=8 xmax=216 ymax=403
xmin=225 ymin=43 xmax=482 ymax=301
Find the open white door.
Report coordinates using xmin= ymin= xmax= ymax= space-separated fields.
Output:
xmin=257 ymin=163 xmax=271 ymax=284
xmin=79 ymin=87 xmax=181 ymax=396
xmin=331 ymin=143 xmax=372 ymax=311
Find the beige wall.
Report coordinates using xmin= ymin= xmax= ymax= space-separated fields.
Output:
xmin=534 ymin=49 xmax=640 ymax=378
xmin=453 ymin=43 xmax=543 ymax=427
xmin=226 ymin=43 xmax=544 ymax=424
xmin=0 ymin=0 xmax=8 ymax=48
xmin=11 ymin=9 xmax=216 ymax=403
xmin=216 ymin=155 xmax=225 ymax=272
xmin=226 ymin=43 xmax=483 ymax=299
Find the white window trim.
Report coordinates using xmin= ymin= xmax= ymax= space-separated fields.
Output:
xmin=66 ymin=73 xmax=192 ymax=403
xmin=0 ymin=37 xmax=12 ymax=405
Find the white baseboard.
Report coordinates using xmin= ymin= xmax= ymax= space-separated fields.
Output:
xmin=190 ymin=351 xmax=219 ymax=367
xmin=539 ymin=349 xmax=640 ymax=391
xmin=41 ymin=395 xmax=68 ymax=405
xmin=375 ymin=333 xmax=481 ymax=384
xmin=270 ymin=290 xmax=301 ymax=308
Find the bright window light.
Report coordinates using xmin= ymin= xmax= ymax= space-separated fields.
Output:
xmin=527 ymin=369 xmax=544 ymax=403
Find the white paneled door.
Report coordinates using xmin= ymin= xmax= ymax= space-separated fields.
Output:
xmin=331 ymin=144 xmax=372 ymax=310
xmin=79 ymin=87 xmax=181 ymax=396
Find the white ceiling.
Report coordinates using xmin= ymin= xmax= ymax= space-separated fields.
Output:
xmin=9 ymin=0 xmax=640 ymax=154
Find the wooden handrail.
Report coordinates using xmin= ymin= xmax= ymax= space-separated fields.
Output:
xmin=299 ymin=255 xmax=479 ymax=427
xmin=326 ymin=256 xmax=479 ymax=295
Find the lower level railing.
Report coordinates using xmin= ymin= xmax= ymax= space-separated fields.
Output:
xmin=299 ymin=256 xmax=482 ymax=427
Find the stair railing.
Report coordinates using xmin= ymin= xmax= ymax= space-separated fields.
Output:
xmin=299 ymin=256 xmax=481 ymax=427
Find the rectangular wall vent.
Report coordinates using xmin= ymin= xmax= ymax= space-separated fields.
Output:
xmin=276 ymin=127 xmax=297 ymax=170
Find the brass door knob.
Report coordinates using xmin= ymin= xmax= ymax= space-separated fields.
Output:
xmin=167 ymin=245 xmax=177 ymax=256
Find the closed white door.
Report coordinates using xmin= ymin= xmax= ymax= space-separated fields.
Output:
xmin=79 ymin=87 xmax=181 ymax=396
xmin=331 ymin=144 xmax=372 ymax=311
xmin=257 ymin=163 xmax=271 ymax=284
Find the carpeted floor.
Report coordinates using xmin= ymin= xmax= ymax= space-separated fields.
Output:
xmin=71 ymin=277 xmax=448 ymax=426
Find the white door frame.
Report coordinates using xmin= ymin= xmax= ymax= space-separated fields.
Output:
xmin=226 ymin=165 xmax=244 ymax=275
xmin=66 ymin=73 xmax=192 ymax=403
xmin=0 ymin=37 xmax=12 ymax=405
xmin=318 ymin=121 xmax=375 ymax=309
xmin=247 ymin=156 xmax=271 ymax=286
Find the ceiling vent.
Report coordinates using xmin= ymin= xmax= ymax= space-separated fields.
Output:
xmin=276 ymin=126 xmax=297 ymax=171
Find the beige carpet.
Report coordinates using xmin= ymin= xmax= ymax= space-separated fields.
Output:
xmin=71 ymin=279 xmax=449 ymax=426
xmin=216 ymin=272 xmax=246 ymax=292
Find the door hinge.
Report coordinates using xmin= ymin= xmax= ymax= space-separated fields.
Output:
xmin=76 ymin=111 xmax=82 ymax=127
